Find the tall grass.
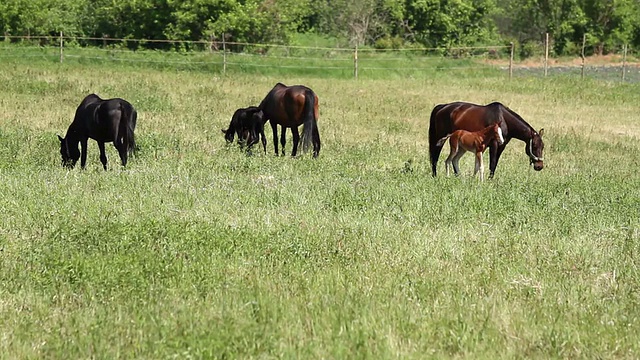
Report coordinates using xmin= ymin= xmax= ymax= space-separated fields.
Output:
xmin=0 ymin=52 xmax=639 ymax=358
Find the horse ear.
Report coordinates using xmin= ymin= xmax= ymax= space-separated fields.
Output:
xmin=57 ymin=134 xmax=64 ymax=142
xmin=539 ymin=128 xmax=544 ymax=137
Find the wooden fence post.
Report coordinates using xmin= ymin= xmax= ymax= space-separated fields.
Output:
xmin=222 ymin=33 xmax=226 ymax=75
xmin=354 ymin=44 xmax=358 ymax=80
xmin=509 ymin=42 xmax=514 ymax=80
xmin=544 ymin=33 xmax=549 ymax=77
xmin=621 ymin=44 xmax=628 ymax=82
xmin=59 ymin=31 xmax=63 ymax=63
xmin=581 ymin=34 xmax=586 ymax=79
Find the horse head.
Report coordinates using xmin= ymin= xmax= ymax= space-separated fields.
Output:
xmin=223 ymin=107 xmax=263 ymax=148
xmin=527 ymin=129 xmax=545 ymax=171
xmin=221 ymin=127 xmax=235 ymax=143
xmin=57 ymin=134 xmax=79 ymax=168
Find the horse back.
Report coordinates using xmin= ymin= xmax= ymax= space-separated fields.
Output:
xmin=74 ymin=97 xmax=131 ymax=143
xmin=260 ymin=84 xmax=312 ymax=127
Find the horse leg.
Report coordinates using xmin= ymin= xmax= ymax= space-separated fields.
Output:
xmin=98 ymin=141 xmax=108 ymax=170
xmin=280 ymin=127 xmax=287 ymax=157
xmin=489 ymin=138 xmax=510 ymax=178
xmin=80 ymin=137 xmax=88 ymax=169
xmin=270 ymin=122 xmax=279 ymax=156
xmin=291 ymin=126 xmax=300 ymax=157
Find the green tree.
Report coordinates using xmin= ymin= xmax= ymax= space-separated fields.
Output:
xmin=405 ymin=0 xmax=499 ymax=48
xmin=582 ymin=0 xmax=638 ymax=54
xmin=307 ymin=0 xmax=405 ymax=46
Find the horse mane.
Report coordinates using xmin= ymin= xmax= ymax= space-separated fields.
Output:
xmin=80 ymin=93 xmax=102 ymax=106
xmin=485 ymin=102 xmax=504 ymax=125
xmin=490 ymin=102 xmax=535 ymax=132
xmin=259 ymin=84 xmax=285 ymax=109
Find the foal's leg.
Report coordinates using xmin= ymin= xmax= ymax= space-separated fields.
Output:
xmin=270 ymin=122 xmax=279 ymax=156
xmin=279 ymin=127 xmax=287 ymax=156
xmin=260 ymin=128 xmax=267 ymax=154
xmin=452 ymin=149 xmax=466 ymax=176
xmin=98 ymin=141 xmax=108 ymax=170
xmin=80 ymin=137 xmax=88 ymax=169
xmin=444 ymin=146 xmax=457 ymax=177
xmin=474 ymin=151 xmax=485 ymax=181
xmin=290 ymin=126 xmax=300 ymax=157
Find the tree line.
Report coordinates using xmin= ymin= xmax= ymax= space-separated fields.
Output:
xmin=1 ymin=0 xmax=638 ymax=57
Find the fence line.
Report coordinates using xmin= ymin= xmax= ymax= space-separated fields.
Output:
xmin=1 ymin=34 xmax=509 ymax=78
xmin=1 ymin=34 xmax=635 ymax=81
xmin=0 ymin=34 xmax=511 ymax=52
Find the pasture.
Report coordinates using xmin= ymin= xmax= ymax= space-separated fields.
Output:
xmin=1 ymin=58 xmax=639 ymax=358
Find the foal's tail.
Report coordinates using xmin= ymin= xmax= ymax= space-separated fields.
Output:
xmin=119 ymin=101 xmax=137 ymax=157
xmin=302 ymin=88 xmax=321 ymax=157
xmin=436 ymin=134 xmax=451 ymax=147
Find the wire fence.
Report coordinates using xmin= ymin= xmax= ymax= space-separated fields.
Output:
xmin=0 ymin=34 xmax=637 ymax=82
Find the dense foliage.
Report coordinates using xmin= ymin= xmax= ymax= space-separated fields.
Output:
xmin=1 ymin=0 xmax=639 ymax=56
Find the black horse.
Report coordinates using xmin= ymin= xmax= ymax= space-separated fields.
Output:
xmin=258 ymin=83 xmax=321 ymax=158
xmin=58 ymin=94 xmax=137 ymax=170
xmin=429 ymin=101 xmax=544 ymax=178
xmin=221 ymin=106 xmax=267 ymax=153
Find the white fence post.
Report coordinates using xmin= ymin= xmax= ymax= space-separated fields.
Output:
xmin=509 ymin=42 xmax=514 ymax=80
xmin=354 ymin=44 xmax=358 ymax=80
xmin=544 ymin=33 xmax=549 ymax=77
xmin=580 ymin=34 xmax=586 ymax=79
xmin=222 ymin=33 xmax=227 ymax=75
xmin=621 ymin=44 xmax=628 ymax=82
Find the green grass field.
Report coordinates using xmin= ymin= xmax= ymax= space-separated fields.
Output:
xmin=1 ymin=53 xmax=639 ymax=359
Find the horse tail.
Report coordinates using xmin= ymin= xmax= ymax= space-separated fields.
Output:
xmin=302 ymin=88 xmax=320 ymax=156
xmin=436 ymin=134 xmax=451 ymax=147
xmin=429 ymin=104 xmax=446 ymax=176
xmin=119 ymin=101 xmax=137 ymax=157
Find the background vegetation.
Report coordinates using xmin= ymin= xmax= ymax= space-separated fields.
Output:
xmin=0 ymin=49 xmax=639 ymax=357
xmin=1 ymin=0 xmax=640 ymax=57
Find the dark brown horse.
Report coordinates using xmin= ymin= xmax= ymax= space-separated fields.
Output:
xmin=436 ymin=122 xmax=504 ymax=181
xmin=221 ymin=106 xmax=266 ymax=153
xmin=429 ymin=102 xmax=544 ymax=178
xmin=58 ymin=94 xmax=137 ymax=170
xmin=258 ymin=83 xmax=321 ymax=158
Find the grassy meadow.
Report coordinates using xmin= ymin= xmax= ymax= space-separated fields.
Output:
xmin=1 ymin=54 xmax=640 ymax=359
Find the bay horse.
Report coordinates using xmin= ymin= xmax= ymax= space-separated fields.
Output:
xmin=258 ymin=83 xmax=321 ymax=158
xmin=57 ymin=94 xmax=137 ymax=170
xmin=221 ymin=106 xmax=267 ymax=153
xmin=429 ymin=101 xmax=544 ymax=178
xmin=436 ymin=122 xmax=505 ymax=181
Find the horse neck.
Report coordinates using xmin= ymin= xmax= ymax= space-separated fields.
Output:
xmin=505 ymin=113 xmax=534 ymax=142
xmin=65 ymin=122 xmax=82 ymax=143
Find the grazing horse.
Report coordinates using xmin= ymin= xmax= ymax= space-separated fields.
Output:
xmin=221 ymin=106 xmax=267 ymax=153
xmin=57 ymin=94 xmax=137 ymax=170
xmin=429 ymin=101 xmax=544 ymax=178
xmin=258 ymin=83 xmax=321 ymax=157
xmin=437 ymin=123 xmax=505 ymax=181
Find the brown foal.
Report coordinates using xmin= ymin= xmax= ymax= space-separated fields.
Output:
xmin=436 ymin=123 xmax=505 ymax=181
